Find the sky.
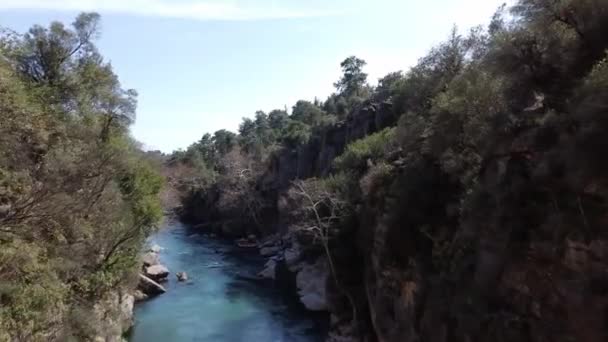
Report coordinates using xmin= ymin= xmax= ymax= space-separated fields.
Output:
xmin=0 ymin=0 xmax=508 ymax=152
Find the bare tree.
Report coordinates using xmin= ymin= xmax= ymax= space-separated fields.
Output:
xmin=290 ymin=179 xmax=359 ymax=335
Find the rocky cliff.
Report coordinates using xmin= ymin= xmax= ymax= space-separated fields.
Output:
xmin=92 ymin=291 xmax=135 ymax=342
xmin=181 ymin=97 xmax=608 ymax=342
xmin=180 ymin=101 xmax=397 ymax=236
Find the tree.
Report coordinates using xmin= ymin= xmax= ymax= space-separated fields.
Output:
xmin=280 ymin=120 xmax=311 ymax=148
xmin=392 ymin=27 xmax=468 ymax=115
xmin=17 ymin=12 xmax=100 ymax=85
xmin=334 ymin=56 xmax=368 ymax=98
xmin=213 ymin=129 xmax=237 ymax=156
xmin=289 ymin=179 xmax=359 ymax=334
xmin=291 ymin=100 xmax=328 ymax=126
xmin=374 ymin=71 xmax=404 ymax=102
xmin=0 ymin=14 xmax=163 ymax=339
xmin=254 ymin=111 xmax=273 ymax=146
xmin=268 ymin=109 xmax=289 ymax=133
xmin=99 ymin=87 xmax=137 ymax=141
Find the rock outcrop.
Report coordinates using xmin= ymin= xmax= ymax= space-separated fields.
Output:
xmin=176 ymin=271 xmax=188 ymax=282
xmin=142 ymin=251 xmax=160 ymax=267
xmin=144 ymin=264 xmax=170 ymax=282
xmin=138 ymin=274 xmax=167 ymax=296
xmin=92 ymin=291 xmax=135 ymax=342
xmin=295 ymin=258 xmax=328 ymax=311
xmin=257 ymin=258 xmax=277 ymax=280
xmin=181 ymin=101 xmax=398 ymax=237
xmin=133 ymin=290 xmax=148 ymax=302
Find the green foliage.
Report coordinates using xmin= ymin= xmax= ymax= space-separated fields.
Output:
xmin=0 ymin=240 xmax=67 ymax=341
xmin=119 ymin=162 xmax=164 ymax=227
xmin=359 ymin=162 xmax=395 ymax=198
xmin=334 ymin=56 xmax=368 ymax=98
xmin=0 ymin=13 xmax=163 ymax=340
xmin=280 ymin=120 xmax=311 ymax=148
xmin=268 ymin=109 xmax=289 ymax=132
xmin=319 ymin=172 xmax=357 ymax=197
xmin=334 ymin=127 xmax=396 ymax=173
xmin=291 ymin=100 xmax=333 ymax=126
xmin=374 ymin=71 xmax=404 ymax=102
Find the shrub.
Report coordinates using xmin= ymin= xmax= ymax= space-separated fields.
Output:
xmin=334 ymin=127 xmax=397 ymax=173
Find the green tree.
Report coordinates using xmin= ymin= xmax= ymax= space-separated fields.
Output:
xmin=17 ymin=13 xmax=100 ymax=85
xmin=291 ymin=100 xmax=329 ymax=126
xmin=0 ymin=14 xmax=163 ymax=340
xmin=374 ymin=71 xmax=404 ymax=102
xmin=334 ymin=56 xmax=368 ymax=98
xmin=213 ymin=129 xmax=237 ymax=156
xmin=268 ymin=109 xmax=290 ymax=134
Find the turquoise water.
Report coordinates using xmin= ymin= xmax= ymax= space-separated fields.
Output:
xmin=128 ymin=220 xmax=324 ymax=342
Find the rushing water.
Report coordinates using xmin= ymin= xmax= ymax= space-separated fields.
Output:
xmin=128 ymin=220 xmax=325 ymax=342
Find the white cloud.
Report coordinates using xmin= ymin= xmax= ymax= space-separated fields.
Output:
xmin=0 ymin=0 xmax=330 ymax=20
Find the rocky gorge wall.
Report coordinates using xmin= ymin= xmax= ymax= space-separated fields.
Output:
xmin=180 ymin=101 xmax=397 ymax=236
xmin=181 ymin=99 xmax=608 ymax=342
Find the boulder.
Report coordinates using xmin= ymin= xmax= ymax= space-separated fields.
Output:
xmin=148 ymin=244 xmax=163 ymax=253
xmin=138 ymin=274 xmax=166 ymax=296
xmin=133 ymin=290 xmax=148 ymax=302
xmin=142 ymin=252 xmax=160 ymax=267
xmin=260 ymin=245 xmax=280 ymax=257
xmin=176 ymin=271 xmax=188 ymax=282
xmin=257 ymin=258 xmax=277 ymax=280
xmin=259 ymin=234 xmax=281 ymax=248
xmin=284 ymin=245 xmax=302 ymax=272
xmin=296 ymin=258 xmax=328 ymax=311
xmin=145 ymin=264 xmax=169 ymax=282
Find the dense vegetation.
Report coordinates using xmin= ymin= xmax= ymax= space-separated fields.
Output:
xmin=177 ymin=0 xmax=608 ymax=244
xmin=0 ymin=14 xmax=163 ymax=341
xmin=174 ymin=0 xmax=608 ymax=340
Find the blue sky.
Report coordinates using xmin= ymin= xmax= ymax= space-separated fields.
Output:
xmin=0 ymin=0 xmax=507 ymax=152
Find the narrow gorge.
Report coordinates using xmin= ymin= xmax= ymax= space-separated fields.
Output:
xmin=2 ymin=1 xmax=608 ymax=341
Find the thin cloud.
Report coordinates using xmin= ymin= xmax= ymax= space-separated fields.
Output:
xmin=0 ymin=0 xmax=331 ymax=20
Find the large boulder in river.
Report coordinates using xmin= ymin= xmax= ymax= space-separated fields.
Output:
xmin=296 ymin=258 xmax=329 ymax=311
xmin=142 ymin=252 xmax=160 ymax=267
xmin=145 ymin=264 xmax=169 ymax=282
xmin=138 ymin=274 xmax=166 ymax=296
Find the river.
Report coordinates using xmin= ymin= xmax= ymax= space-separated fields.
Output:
xmin=128 ymin=220 xmax=325 ymax=342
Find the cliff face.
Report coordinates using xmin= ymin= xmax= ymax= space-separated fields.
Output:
xmin=352 ymin=154 xmax=608 ymax=342
xmin=181 ymin=101 xmax=397 ymax=236
xmin=260 ymin=109 xmax=608 ymax=342
xmin=181 ymin=98 xmax=608 ymax=342
xmin=92 ymin=291 xmax=135 ymax=342
xmin=262 ymin=101 xmax=396 ymax=189
xmin=258 ymin=101 xmax=397 ymax=234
